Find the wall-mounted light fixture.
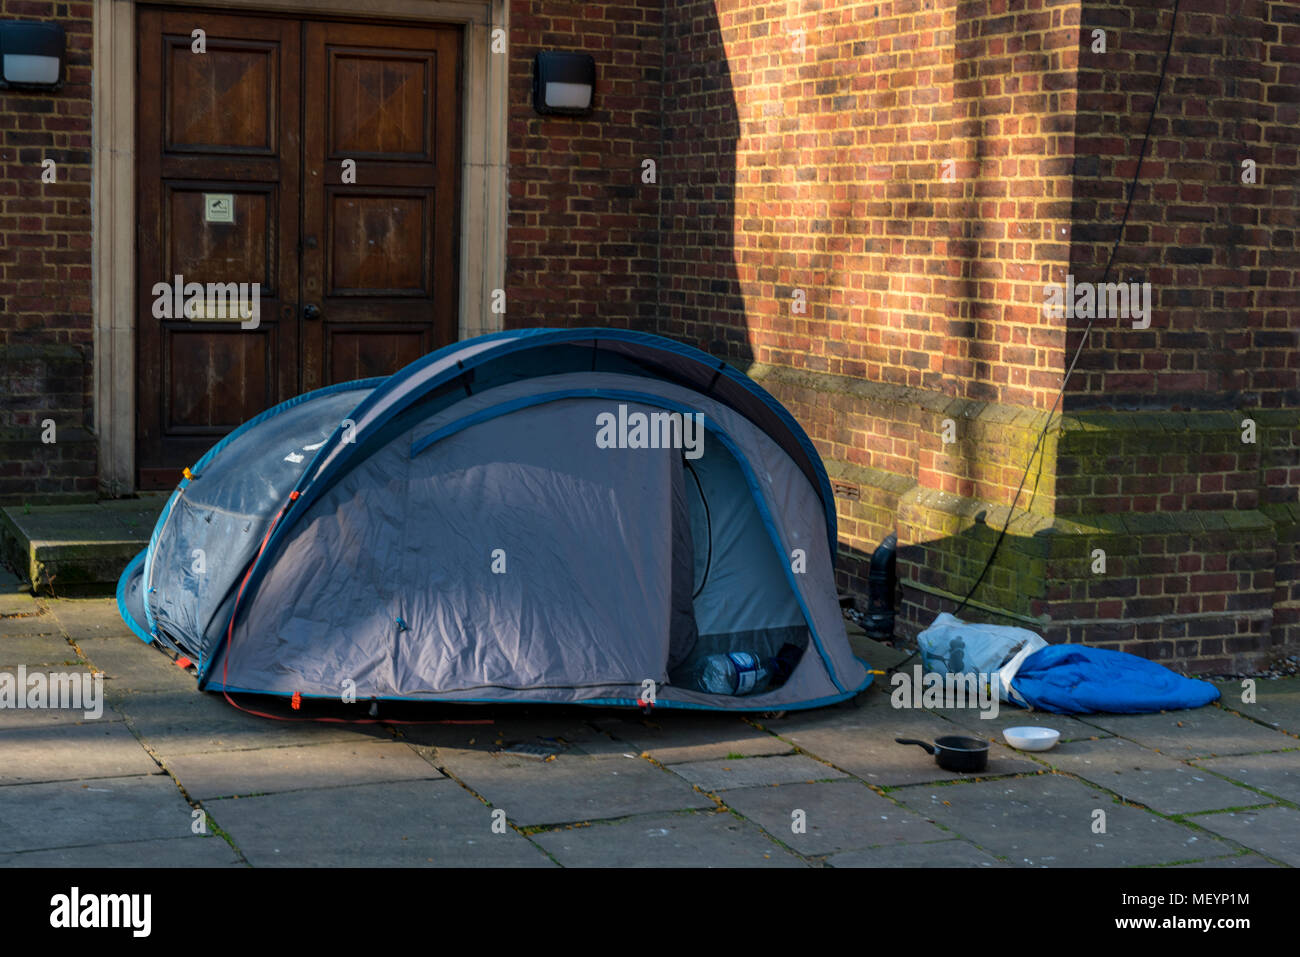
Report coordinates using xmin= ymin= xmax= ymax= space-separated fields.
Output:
xmin=0 ymin=20 xmax=65 ymax=91
xmin=532 ymin=51 xmax=595 ymax=116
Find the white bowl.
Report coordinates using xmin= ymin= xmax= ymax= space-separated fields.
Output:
xmin=1003 ymin=726 xmax=1060 ymax=751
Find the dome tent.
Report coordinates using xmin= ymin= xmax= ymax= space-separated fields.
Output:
xmin=117 ymin=328 xmax=874 ymax=711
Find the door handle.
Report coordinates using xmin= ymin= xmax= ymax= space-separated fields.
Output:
xmin=303 ymin=304 xmax=322 ymax=320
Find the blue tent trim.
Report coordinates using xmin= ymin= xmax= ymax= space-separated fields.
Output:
xmin=116 ymin=549 xmax=152 ymax=644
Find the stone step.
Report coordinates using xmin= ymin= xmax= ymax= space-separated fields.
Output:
xmin=0 ymin=496 xmax=169 ymax=595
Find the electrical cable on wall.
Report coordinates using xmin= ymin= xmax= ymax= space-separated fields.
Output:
xmin=953 ymin=0 xmax=1183 ymax=618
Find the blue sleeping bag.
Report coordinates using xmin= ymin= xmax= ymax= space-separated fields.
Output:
xmin=1011 ymin=644 xmax=1220 ymax=714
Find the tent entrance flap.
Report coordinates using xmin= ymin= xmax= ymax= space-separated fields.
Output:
xmin=670 ymin=437 xmax=810 ymax=692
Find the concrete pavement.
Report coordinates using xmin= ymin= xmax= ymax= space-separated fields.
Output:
xmin=1 ymin=595 xmax=1295 ymax=867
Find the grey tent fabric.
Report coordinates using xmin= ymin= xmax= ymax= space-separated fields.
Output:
xmin=142 ymin=383 xmax=379 ymax=658
xmin=118 ymin=331 xmax=873 ymax=712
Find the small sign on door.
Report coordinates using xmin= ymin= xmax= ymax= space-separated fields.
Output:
xmin=204 ymin=193 xmax=235 ymax=224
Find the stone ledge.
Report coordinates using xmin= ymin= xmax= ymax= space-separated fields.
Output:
xmin=748 ymin=361 xmax=1057 ymax=433
xmin=1058 ymin=406 xmax=1299 ymax=438
xmin=0 ymin=497 xmax=167 ymax=595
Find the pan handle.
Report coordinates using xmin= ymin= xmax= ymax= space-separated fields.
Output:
xmin=895 ymin=737 xmax=936 ymax=755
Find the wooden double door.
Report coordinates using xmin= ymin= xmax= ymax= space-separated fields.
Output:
xmin=136 ymin=8 xmax=461 ymax=488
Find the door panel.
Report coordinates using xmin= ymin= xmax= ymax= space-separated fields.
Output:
xmin=329 ymin=53 xmax=432 ymax=157
xmin=164 ymin=184 xmax=276 ymax=290
xmin=301 ymin=21 xmax=460 ymax=391
xmin=165 ymin=39 xmax=278 ymax=154
xmin=137 ymin=10 xmax=300 ymax=489
xmin=136 ymin=10 xmax=462 ymax=489
xmin=165 ymin=331 xmax=270 ymax=432
xmin=328 ymin=193 xmax=429 ymax=295
xmin=328 ymin=328 xmax=429 ymax=384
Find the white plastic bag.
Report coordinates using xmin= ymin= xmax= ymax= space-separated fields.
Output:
xmin=916 ymin=612 xmax=1047 ymax=704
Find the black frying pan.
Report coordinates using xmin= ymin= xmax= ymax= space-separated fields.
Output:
xmin=896 ymin=735 xmax=989 ymax=773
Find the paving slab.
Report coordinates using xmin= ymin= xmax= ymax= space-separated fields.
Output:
xmin=718 ymin=779 xmax=946 ymax=856
xmin=530 ymin=810 xmax=806 ymax=867
xmin=0 ymin=635 xmax=81 ymax=667
xmin=164 ymin=740 xmax=443 ymax=800
xmin=45 ymin=597 xmax=135 ymax=641
xmin=827 ymin=839 xmax=1006 ymax=868
xmin=593 ymin=713 xmax=792 ymax=763
xmin=928 ymin=702 xmax=1112 ymax=743
xmin=0 ymin=721 xmax=158 ymax=784
xmin=0 ymin=775 xmax=196 ymax=853
xmin=668 ymin=754 xmax=846 ymax=792
xmin=1191 ymin=806 xmax=1300 ymax=866
xmin=770 ymin=706 xmax=1043 ymax=786
xmin=1212 ymin=677 xmax=1300 ymax=736
xmin=0 ymin=665 xmax=124 ymax=728
xmin=755 ymin=684 xmax=896 ymax=733
xmin=111 ymin=689 xmax=378 ymax=756
xmin=399 ymin=712 xmax=625 ymax=757
xmin=1038 ymin=737 xmax=1264 ymax=815
xmin=890 ymin=774 xmax=1230 ymax=867
xmin=498 ymin=719 xmax=632 ymax=759
xmin=433 ymin=749 xmax=713 ymax=827
xmin=207 ymin=779 xmax=554 ymax=867
xmin=0 ymin=594 xmax=38 ymax=617
xmin=0 ymin=836 xmax=241 ymax=868
xmin=1191 ymin=751 xmax=1300 ymax=805
xmin=847 ymin=632 xmax=909 ymax=672
xmin=74 ymin=633 xmax=198 ymax=694
xmin=0 ymin=612 xmax=64 ymax=637
xmin=1168 ymin=853 xmax=1280 ymax=868
xmin=1077 ymin=705 xmax=1295 ymax=759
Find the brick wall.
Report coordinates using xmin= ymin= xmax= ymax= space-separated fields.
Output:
xmin=0 ymin=0 xmax=1292 ymax=668
xmin=657 ymin=0 xmax=747 ymax=362
xmin=497 ymin=0 xmax=1296 ymax=670
xmin=1039 ymin=1 xmax=1300 ymax=670
xmin=503 ymin=0 xmax=665 ymax=331
xmin=1067 ymin=0 xmax=1299 ymax=413
xmin=653 ymin=0 xmax=1086 ymax=617
xmin=660 ymin=0 xmax=1081 ymax=431
xmin=0 ymin=0 xmax=96 ymax=502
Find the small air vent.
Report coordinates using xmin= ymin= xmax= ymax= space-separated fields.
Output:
xmin=832 ymin=480 xmax=861 ymax=501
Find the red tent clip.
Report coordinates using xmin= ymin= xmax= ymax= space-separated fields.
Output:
xmin=175 ymin=656 xmax=192 ymax=669
xmin=291 ymin=691 xmax=302 ymax=710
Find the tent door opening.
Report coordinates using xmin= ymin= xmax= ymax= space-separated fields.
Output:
xmin=670 ymin=440 xmax=810 ymax=694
